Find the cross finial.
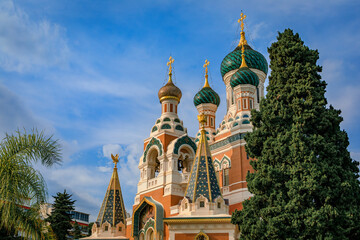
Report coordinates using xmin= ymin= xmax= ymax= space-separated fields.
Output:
xmin=237 ymin=12 xmax=248 ymax=46
xmin=203 ymin=59 xmax=210 ymax=88
xmin=238 ymin=12 xmax=247 ymax=32
xmin=111 ymin=153 xmax=119 ymax=168
xmin=167 ymin=56 xmax=175 ymax=82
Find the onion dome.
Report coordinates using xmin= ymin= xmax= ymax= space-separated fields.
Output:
xmin=230 ymin=67 xmax=259 ymax=87
xmin=221 ymin=45 xmax=268 ymax=77
xmin=220 ymin=14 xmax=268 ymax=77
xmin=193 ymin=60 xmax=220 ymax=107
xmin=230 ymin=45 xmax=259 ymax=87
xmin=158 ymin=56 xmax=182 ymax=102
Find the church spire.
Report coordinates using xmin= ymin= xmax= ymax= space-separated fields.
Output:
xmin=238 ymin=12 xmax=248 ymax=46
xmin=184 ymin=114 xmax=222 ymax=202
xmin=96 ymin=154 xmax=126 ymax=227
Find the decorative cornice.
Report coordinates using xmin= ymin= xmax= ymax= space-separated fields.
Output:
xmin=160 ymin=95 xmax=180 ymax=102
xmin=163 ymin=217 xmax=231 ymax=224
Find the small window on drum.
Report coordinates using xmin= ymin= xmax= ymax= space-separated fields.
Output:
xmin=200 ymin=201 xmax=205 ymax=208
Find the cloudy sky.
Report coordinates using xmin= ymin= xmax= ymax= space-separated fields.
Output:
xmin=1 ymin=0 xmax=359 ymax=221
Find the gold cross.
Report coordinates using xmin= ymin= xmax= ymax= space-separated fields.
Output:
xmin=238 ymin=12 xmax=247 ymax=32
xmin=203 ymin=59 xmax=210 ymax=75
xmin=167 ymin=56 xmax=174 ymax=76
xmin=203 ymin=59 xmax=210 ymax=88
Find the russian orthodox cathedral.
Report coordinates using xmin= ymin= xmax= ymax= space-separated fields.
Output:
xmin=84 ymin=14 xmax=268 ymax=240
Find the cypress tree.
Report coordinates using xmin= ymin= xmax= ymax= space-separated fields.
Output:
xmin=231 ymin=29 xmax=360 ymax=239
xmin=47 ymin=190 xmax=75 ymax=240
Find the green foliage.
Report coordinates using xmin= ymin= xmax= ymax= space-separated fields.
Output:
xmin=231 ymin=29 xmax=360 ymax=239
xmin=73 ymin=221 xmax=82 ymax=239
xmin=0 ymin=222 xmax=22 ymax=239
xmin=46 ymin=190 xmax=76 ymax=240
xmin=87 ymin=222 xmax=94 ymax=236
xmin=0 ymin=129 xmax=61 ymax=239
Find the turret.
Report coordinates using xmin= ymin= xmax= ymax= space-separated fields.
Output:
xmin=217 ymin=13 xmax=268 ymax=134
xmin=84 ymin=154 xmax=127 ymax=239
xmin=193 ymin=60 xmax=220 ymax=144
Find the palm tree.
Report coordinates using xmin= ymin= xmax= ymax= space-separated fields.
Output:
xmin=0 ymin=130 xmax=61 ymax=239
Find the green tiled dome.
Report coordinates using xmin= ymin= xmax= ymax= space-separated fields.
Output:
xmin=193 ymin=87 xmax=220 ymax=107
xmin=221 ymin=45 xmax=268 ymax=77
xmin=230 ymin=67 xmax=259 ymax=87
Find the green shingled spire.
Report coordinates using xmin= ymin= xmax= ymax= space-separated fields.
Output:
xmin=96 ymin=154 xmax=126 ymax=227
xmin=184 ymin=115 xmax=222 ymax=202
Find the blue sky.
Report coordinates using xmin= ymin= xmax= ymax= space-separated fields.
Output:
xmin=1 ymin=0 xmax=359 ymax=221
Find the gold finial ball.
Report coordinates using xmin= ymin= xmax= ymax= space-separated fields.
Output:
xmin=197 ymin=114 xmax=207 ymax=124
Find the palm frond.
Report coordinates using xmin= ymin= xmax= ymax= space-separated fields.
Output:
xmin=0 ymin=129 xmax=62 ymax=239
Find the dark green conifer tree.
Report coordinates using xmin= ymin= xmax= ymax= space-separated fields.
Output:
xmin=73 ymin=221 xmax=82 ymax=239
xmin=231 ymin=29 xmax=360 ymax=239
xmin=47 ymin=190 xmax=75 ymax=240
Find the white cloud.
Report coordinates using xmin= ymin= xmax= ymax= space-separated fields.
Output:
xmin=102 ymin=143 xmax=141 ymax=187
xmin=321 ymin=58 xmax=344 ymax=84
xmin=36 ymin=142 xmax=142 ymax=221
xmin=351 ymin=152 xmax=360 ymax=162
xmin=97 ymin=166 xmax=112 ymax=173
xmin=0 ymin=0 xmax=69 ymax=72
xmin=0 ymin=83 xmax=55 ymax=137
xmin=102 ymin=144 xmax=124 ymax=159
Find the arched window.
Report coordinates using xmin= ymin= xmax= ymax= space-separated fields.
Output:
xmin=223 ymin=168 xmax=229 ymax=186
xmin=146 ymin=228 xmax=154 ymax=240
xmin=175 ymin=125 xmax=184 ymax=131
xmin=243 ymin=98 xmax=247 ymax=109
xmin=231 ymin=89 xmax=234 ymax=105
xmin=161 ymin=124 xmax=171 ymax=129
xmin=147 ymin=149 xmax=160 ymax=179
xmin=178 ymin=148 xmax=194 ymax=173
xmin=195 ymin=231 xmax=209 ymax=240
xmin=139 ymin=232 xmax=145 ymax=240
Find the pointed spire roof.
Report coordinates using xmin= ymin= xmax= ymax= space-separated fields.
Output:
xmin=96 ymin=154 xmax=126 ymax=227
xmin=184 ymin=115 xmax=222 ymax=202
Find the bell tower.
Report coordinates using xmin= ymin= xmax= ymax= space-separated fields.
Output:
xmin=193 ymin=60 xmax=220 ymax=144
xmin=213 ymin=13 xmax=268 ymax=212
xmin=133 ymin=56 xmax=197 ymax=240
